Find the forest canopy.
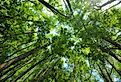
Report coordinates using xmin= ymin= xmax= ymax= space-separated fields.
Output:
xmin=0 ymin=0 xmax=121 ymax=82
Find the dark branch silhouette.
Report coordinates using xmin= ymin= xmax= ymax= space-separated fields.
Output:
xmin=65 ymin=0 xmax=73 ymax=15
xmin=38 ymin=0 xmax=68 ymax=17
xmin=99 ymin=45 xmax=121 ymax=63
xmin=98 ymin=0 xmax=117 ymax=9
xmin=103 ymin=37 xmax=121 ymax=50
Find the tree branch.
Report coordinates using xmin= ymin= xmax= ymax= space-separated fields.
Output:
xmin=98 ymin=0 xmax=117 ymax=9
xmin=38 ymin=0 xmax=68 ymax=17
xmin=106 ymin=1 xmax=121 ymax=10
xmin=65 ymin=0 xmax=73 ymax=15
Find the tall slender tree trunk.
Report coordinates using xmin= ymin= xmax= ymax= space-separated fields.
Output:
xmin=106 ymin=59 xmax=121 ymax=76
xmin=97 ymin=64 xmax=111 ymax=82
xmin=0 ymin=43 xmax=49 ymax=72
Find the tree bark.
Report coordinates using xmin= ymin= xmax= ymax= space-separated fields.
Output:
xmin=99 ymin=46 xmax=121 ymax=63
xmin=103 ymin=37 xmax=121 ymax=50
xmin=104 ymin=65 xmax=113 ymax=82
xmin=0 ymin=43 xmax=49 ymax=72
xmin=37 ymin=58 xmax=60 ymax=82
xmin=97 ymin=64 xmax=110 ymax=82
xmin=106 ymin=59 xmax=121 ymax=76
xmin=65 ymin=0 xmax=73 ymax=15
xmin=12 ymin=54 xmax=51 ymax=82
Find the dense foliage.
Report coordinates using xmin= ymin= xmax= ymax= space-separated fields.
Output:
xmin=0 ymin=0 xmax=121 ymax=82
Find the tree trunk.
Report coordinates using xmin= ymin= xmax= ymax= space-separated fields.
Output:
xmin=0 ymin=43 xmax=49 ymax=72
xmin=103 ymin=37 xmax=121 ymax=50
xmin=12 ymin=54 xmax=51 ymax=82
xmin=106 ymin=59 xmax=121 ymax=76
xmin=97 ymin=64 xmax=111 ymax=82
xmin=99 ymin=46 xmax=121 ymax=63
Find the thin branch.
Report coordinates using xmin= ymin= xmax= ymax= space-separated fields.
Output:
xmin=65 ymin=0 xmax=73 ymax=15
xmin=38 ymin=0 xmax=68 ymax=17
xmin=106 ymin=1 xmax=121 ymax=10
xmin=97 ymin=0 xmax=117 ymax=9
